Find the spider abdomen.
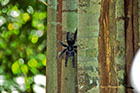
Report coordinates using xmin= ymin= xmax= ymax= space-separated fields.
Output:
xmin=66 ymin=51 xmax=74 ymax=57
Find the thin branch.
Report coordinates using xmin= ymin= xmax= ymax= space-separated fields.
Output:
xmin=38 ymin=0 xmax=48 ymax=6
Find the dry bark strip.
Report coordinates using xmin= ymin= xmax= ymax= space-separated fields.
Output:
xmin=125 ymin=0 xmax=139 ymax=93
xmin=57 ymin=0 xmax=63 ymax=93
xmin=132 ymin=0 xmax=139 ymax=54
xmin=98 ymin=0 xmax=119 ymax=92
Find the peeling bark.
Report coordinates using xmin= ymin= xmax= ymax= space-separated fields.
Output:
xmin=98 ymin=0 xmax=119 ymax=93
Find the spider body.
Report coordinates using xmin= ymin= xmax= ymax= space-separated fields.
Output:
xmin=59 ymin=29 xmax=77 ymax=68
xmin=67 ymin=46 xmax=73 ymax=51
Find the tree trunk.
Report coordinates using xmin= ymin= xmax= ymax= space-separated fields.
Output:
xmin=78 ymin=0 xmax=101 ymax=92
xmin=115 ymin=0 xmax=126 ymax=92
xmin=47 ymin=0 xmax=140 ymax=93
xmin=125 ymin=0 xmax=139 ymax=93
xmin=47 ymin=0 xmax=78 ymax=93
xmin=98 ymin=0 xmax=120 ymax=92
xmin=139 ymin=0 xmax=140 ymax=42
xmin=61 ymin=0 xmax=78 ymax=93
xmin=46 ymin=0 xmax=58 ymax=93
xmin=57 ymin=0 xmax=63 ymax=92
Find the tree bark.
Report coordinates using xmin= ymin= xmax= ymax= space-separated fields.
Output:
xmin=57 ymin=0 xmax=63 ymax=93
xmin=46 ymin=0 xmax=140 ymax=92
xmin=125 ymin=0 xmax=139 ymax=93
xmin=98 ymin=0 xmax=126 ymax=92
xmin=115 ymin=0 xmax=126 ymax=92
xmin=133 ymin=0 xmax=139 ymax=54
xmin=46 ymin=0 xmax=58 ymax=93
xmin=78 ymin=0 xmax=101 ymax=92
xmin=61 ymin=0 xmax=78 ymax=93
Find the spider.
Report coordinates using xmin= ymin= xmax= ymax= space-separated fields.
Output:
xmin=59 ymin=29 xmax=77 ymax=68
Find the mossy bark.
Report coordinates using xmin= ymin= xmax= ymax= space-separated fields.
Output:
xmin=46 ymin=0 xmax=58 ymax=93
xmin=78 ymin=0 xmax=101 ymax=92
xmin=115 ymin=0 xmax=126 ymax=92
xmin=46 ymin=0 xmax=139 ymax=92
xmin=47 ymin=0 xmax=78 ymax=92
xmin=61 ymin=0 xmax=78 ymax=93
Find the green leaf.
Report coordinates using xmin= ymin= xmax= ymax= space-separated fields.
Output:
xmin=31 ymin=35 xmax=38 ymax=44
xmin=21 ymin=64 xmax=28 ymax=74
xmin=11 ymin=61 xmax=20 ymax=74
xmin=22 ymin=13 xmax=30 ymax=21
xmin=42 ymin=58 xmax=46 ymax=66
xmin=28 ymin=58 xmax=38 ymax=67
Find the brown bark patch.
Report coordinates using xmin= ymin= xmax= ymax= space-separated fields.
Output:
xmin=57 ymin=0 xmax=62 ymax=93
xmin=98 ymin=0 xmax=119 ymax=93
xmin=125 ymin=0 xmax=139 ymax=92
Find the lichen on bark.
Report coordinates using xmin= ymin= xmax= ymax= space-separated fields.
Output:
xmin=78 ymin=0 xmax=101 ymax=92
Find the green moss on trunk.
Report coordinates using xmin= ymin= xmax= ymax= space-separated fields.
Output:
xmin=78 ymin=0 xmax=101 ymax=92
xmin=61 ymin=0 xmax=78 ymax=93
xmin=46 ymin=0 xmax=58 ymax=93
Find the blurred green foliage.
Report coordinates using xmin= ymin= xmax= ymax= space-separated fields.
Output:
xmin=0 ymin=0 xmax=47 ymax=92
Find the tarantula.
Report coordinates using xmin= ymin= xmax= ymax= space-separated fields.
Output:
xmin=59 ymin=29 xmax=77 ymax=68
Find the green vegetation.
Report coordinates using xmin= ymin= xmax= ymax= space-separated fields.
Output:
xmin=0 ymin=0 xmax=47 ymax=92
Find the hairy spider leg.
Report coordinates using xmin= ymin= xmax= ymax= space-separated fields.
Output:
xmin=65 ymin=51 xmax=69 ymax=67
xmin=73 ymin=45 xmax=77 ymax=53
xmin=66 ymin=32 xmax=69 ymax=44
xmin=73 ymin=46 xmax=77 ymax=48
xmin=72 ymin=52 xmax=75 ymax=68
xmin=74 ymin=49 xmax=77 ymax=53
xmin=59 ymin=40 xmax=67 ymax=47
xmin=59 ymin=49 xmax=67 ymax=58
xmin=74 ymin=29 xmax=77 ymax=42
